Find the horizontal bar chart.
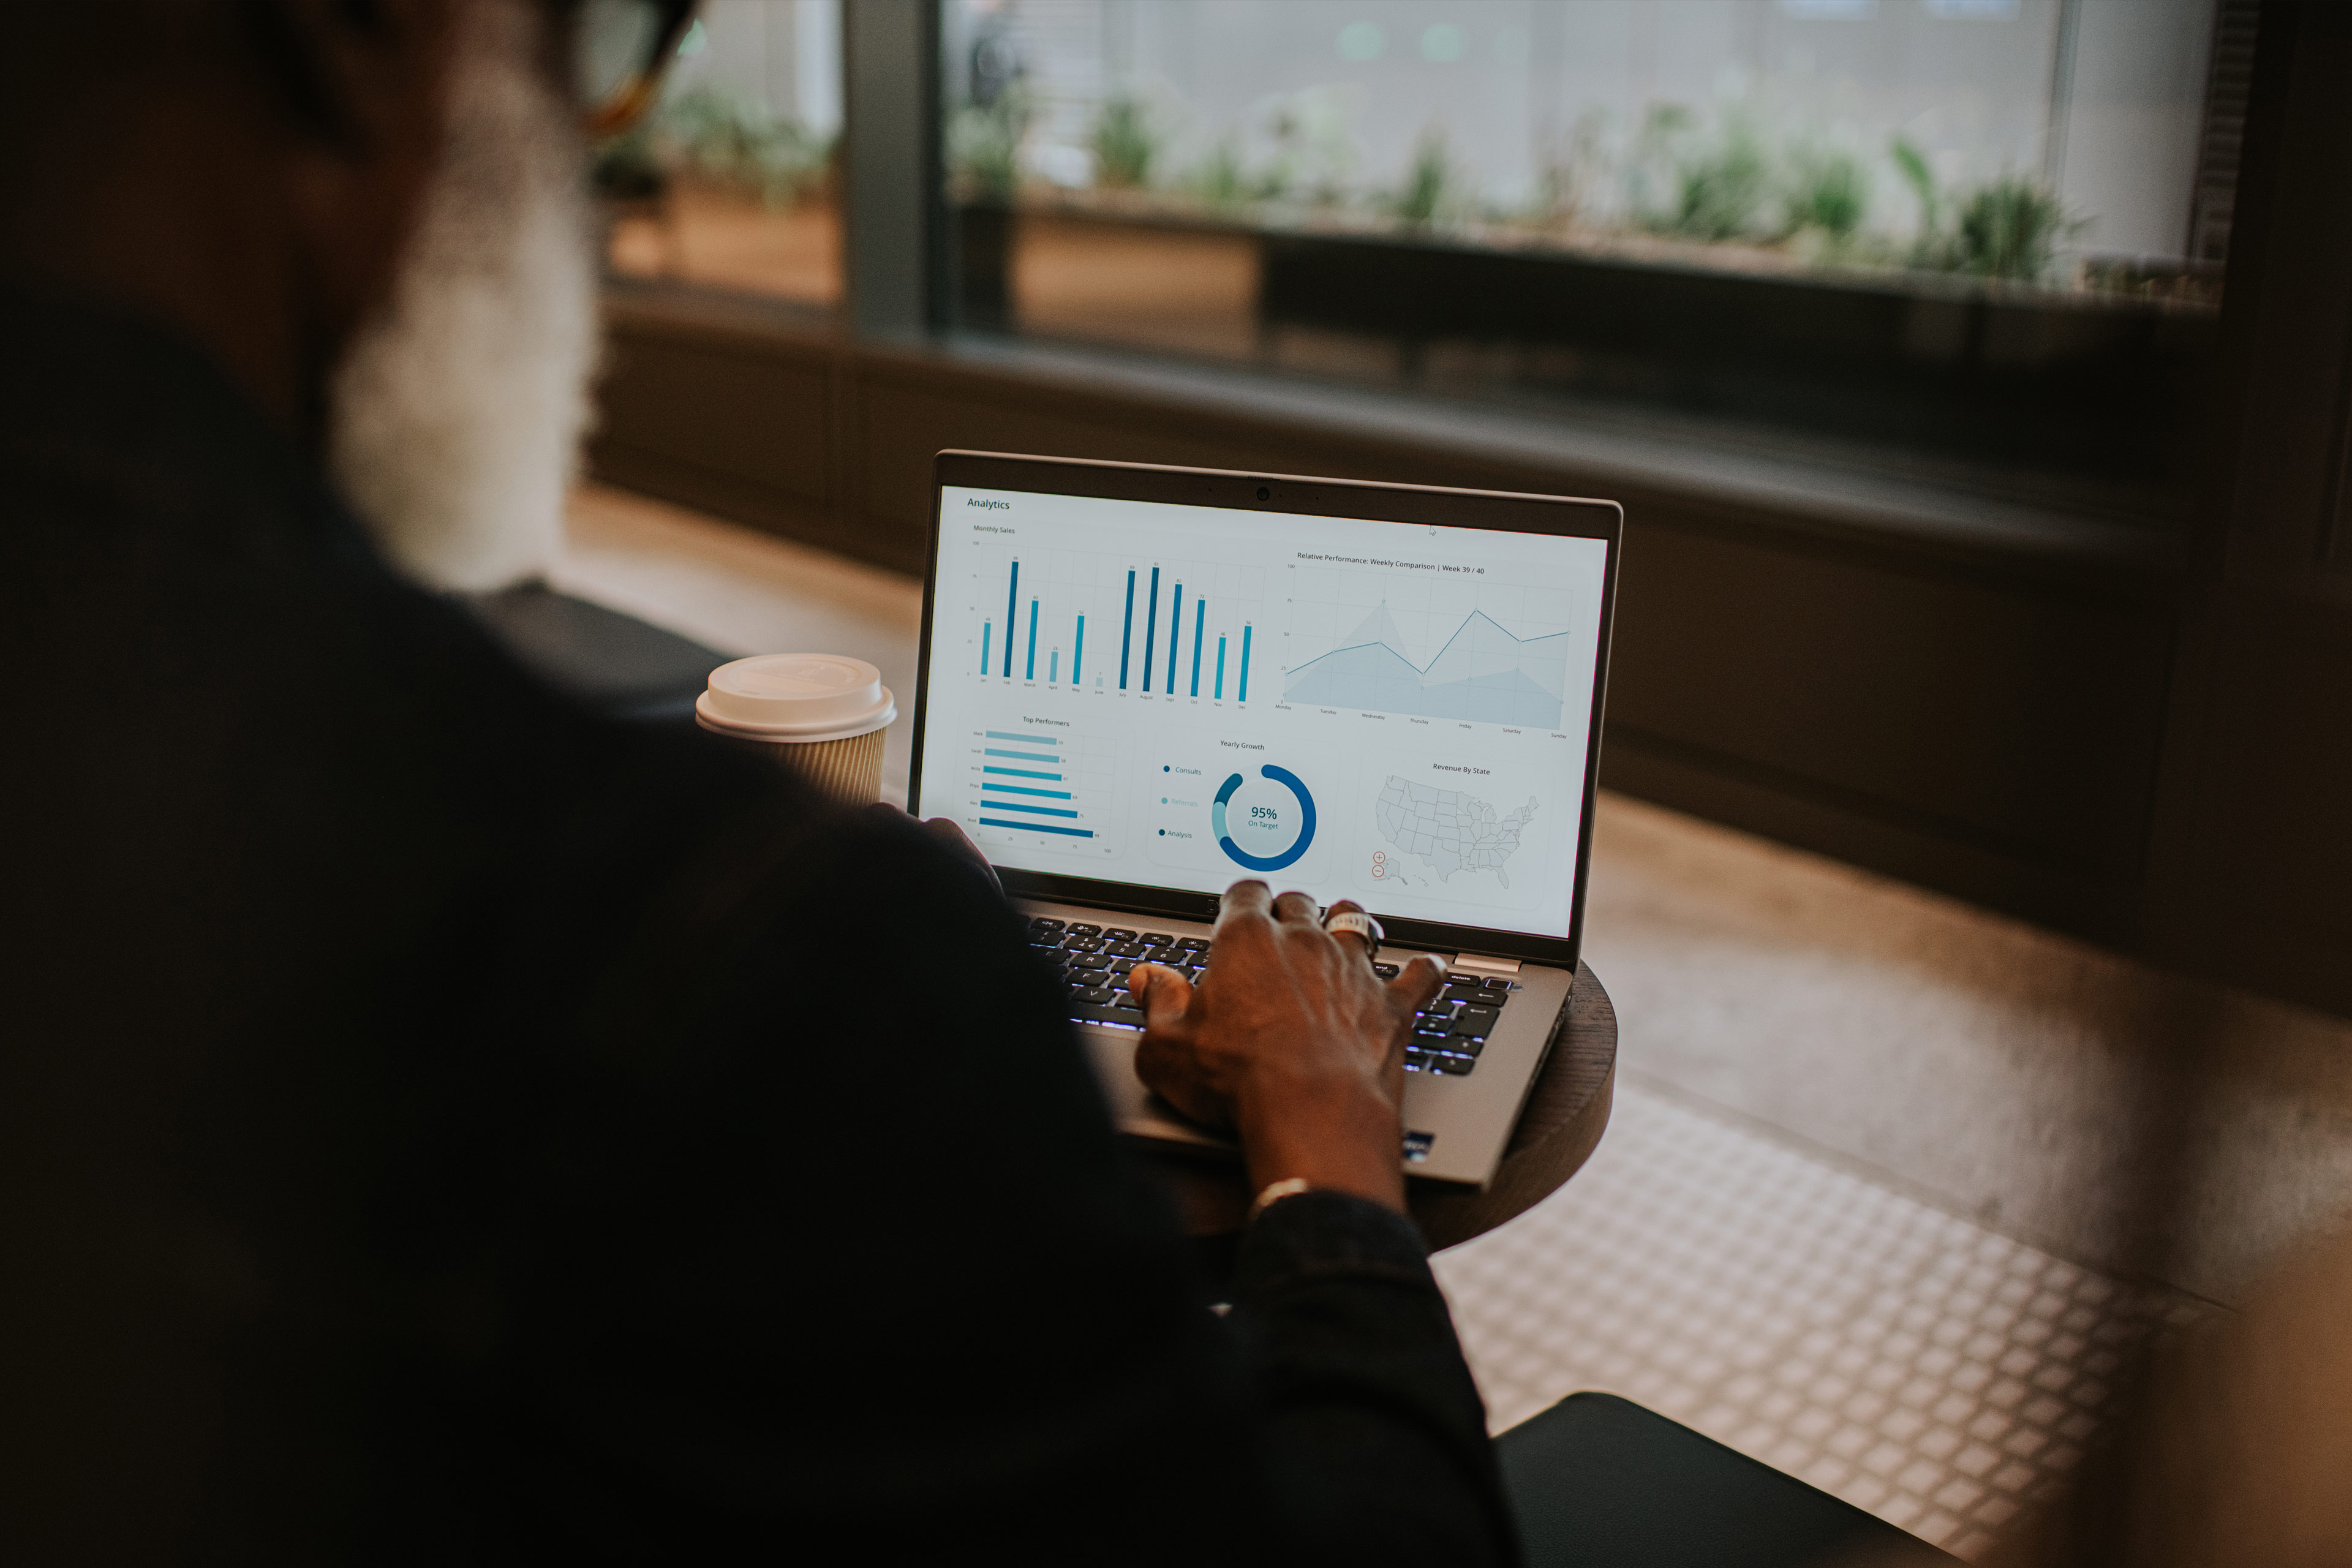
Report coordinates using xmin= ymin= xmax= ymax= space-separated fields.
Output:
xmin=967 ymin=723 xmax=1110 ymax=850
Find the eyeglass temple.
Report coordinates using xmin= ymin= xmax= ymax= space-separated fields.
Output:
xmin=582 ymin=0 xmax=700 ymax=139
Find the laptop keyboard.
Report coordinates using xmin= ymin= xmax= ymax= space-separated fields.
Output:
xmin=1027 ymin=914 xmax=1513 ymax=1076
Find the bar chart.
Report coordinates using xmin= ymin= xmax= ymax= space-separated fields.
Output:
xmin=968 ymin=549 xmax=1262 ymax=702
xmin=957 ymin=723 xmax=1119 ymax=856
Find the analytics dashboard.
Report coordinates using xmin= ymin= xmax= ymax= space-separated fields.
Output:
xmin=914 ymin=485 xmax=1612 ymax=940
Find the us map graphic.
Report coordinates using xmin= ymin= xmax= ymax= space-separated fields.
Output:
xmin=1374 ymin=777 xmax=1539 ymax=887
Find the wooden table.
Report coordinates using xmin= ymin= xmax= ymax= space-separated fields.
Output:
xmin=1147 ymin=963 xmax=1618 ymax=1253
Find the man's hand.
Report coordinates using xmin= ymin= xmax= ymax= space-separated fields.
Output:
xmin=1126 ymin=883 xmax=1447 ymax=1213
xmin=864 ymin=805 xmax=1000 ymax=893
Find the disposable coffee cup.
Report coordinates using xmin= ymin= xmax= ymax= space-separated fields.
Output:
xmin=694 ymin=653 xmax=897 ymax=804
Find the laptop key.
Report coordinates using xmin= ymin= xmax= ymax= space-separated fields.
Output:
xmin=1141 ymin=932 xmax=1174 ymax=945
xmin=1432 ymin=1053 xmax=1475 ymax=1076
xmin=1373 ymin=963 xmax=1400 ymax=979
xmin=1455 ymin=1006 xmax=1498 ymax=1038
xmin=1105 ymin=928 xmax=1138 ymax=940
xmin=1074 ymin=986 xmax=1115 ymax=1005
xmin=1177 ymin=937 xmax=1210 ymax=951
xmin=1440 ymin=984 xmax=1490 ymax=1008
xmin=1105 ymin=941 xmax=1146 ymax=959
xmin=1070 ymin=953 xmax=1112 ymax=971
xmin=1066 ymin=923 xmax=1102 ymax=937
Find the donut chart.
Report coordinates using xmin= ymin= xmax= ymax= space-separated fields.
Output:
xmin=1212 ymin=764 xmax=1318 ymax=872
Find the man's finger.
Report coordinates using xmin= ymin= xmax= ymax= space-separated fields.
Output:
xmin=1134 ymin=1039 xmax=1231 ymax=1130
xmin=1389 ymin=952 xmax=1450 ymax=1013
xmin=1216 ymin=880 xmax=1272 ymax=925
xmin=1127 ymin=962 xmax=1194 ymax=1028
xmin=1133 ymin=1032 xmax=1204 ymax=1113
xmin=1213 ymin=880 xmax=1276 ymax=951
xmin=1270 ymin=889 xmax=1319 ymax=925
xmin=1317 ymin=898 xmax=1378 ymax=962
xmin=918 ymin=815 xmax=1000 ymax=890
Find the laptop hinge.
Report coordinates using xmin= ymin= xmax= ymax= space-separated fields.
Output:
xmin=1447 ymin=952 xmax=1523 ymax=979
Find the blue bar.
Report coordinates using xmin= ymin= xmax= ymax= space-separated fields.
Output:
xmin=982 ymin=782 xmax=1072 ymax=799
xmin=981 ymin=799 xmax=1080 ymax=819
xmin=1167 ymin=584 xmax=1182 ymax=695
xmin=1240 ymin=625 xmax=1252 ymax=701
xmin=984 ymin=765 xmax=1063 ymax=780
xmin=985 ymin=731 xmax=1052 ymax=742
xmin=1026 ymin=600 xmax=1038 ymax=680
xmin=1120 ymin=571 xmax=1134 ymax=689
xmin=981 ymin=623 xmax=990 ymax=674
xmin=1190 ymin=598 xmax=1205 ymax=696
xmin=1216 ymin=635 xmax=1226 ymax=699
xmin=1073 ymin=615 xmax=1084 ymax=685
xmin=984 ymin=747 xmax=1060 ymax=763
xmin=1142 ymin=567 xmax=1159 ymax=692
xmin=979 ymin=817 xmax=1095 ymax=838
xmin=1050 ymin=650 xmax=1058 ymax=683
xmin=1003 ymin=561 xmax=1018 ymax=677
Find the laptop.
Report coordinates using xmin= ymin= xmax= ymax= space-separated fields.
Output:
xmin=910 ymin=451 xmax=1621 ymax=1188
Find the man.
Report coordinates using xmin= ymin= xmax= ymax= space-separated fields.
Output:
xmin=0 ymin=4 xmax=1513 ymax=1560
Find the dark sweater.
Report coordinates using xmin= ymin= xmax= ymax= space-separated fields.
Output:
xmin=0 ymin=287 xmax=1514 ymax=1564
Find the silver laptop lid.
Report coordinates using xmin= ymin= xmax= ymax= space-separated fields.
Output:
xmin=910 ymin=453 xmax=1621 ymax=970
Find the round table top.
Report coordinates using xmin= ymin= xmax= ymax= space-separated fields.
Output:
xmin=1145 ymin=962 xmax=1618 ymax=1252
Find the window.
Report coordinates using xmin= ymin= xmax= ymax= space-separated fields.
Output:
xmin=602 ymin=0 xmax=843 ymax=314
xmin=939 ymin=0 xmax=2236 ymax=503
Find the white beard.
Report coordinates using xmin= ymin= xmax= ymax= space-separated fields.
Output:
xmin=328 ymin=0 xmax=598 ymax=593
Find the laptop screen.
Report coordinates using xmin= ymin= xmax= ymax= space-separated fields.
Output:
xmin=914 ymin=483 xmax=1612 ymax=943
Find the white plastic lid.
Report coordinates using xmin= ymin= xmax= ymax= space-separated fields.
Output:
xmin=694 ymin=654 xmax=897 ymax=744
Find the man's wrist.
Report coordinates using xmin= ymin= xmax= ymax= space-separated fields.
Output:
xmin=1234 ymin=1085 xmax=1408 ymax=1214
xmin=1246 ymin=1176 xmax=1317 ymax=1223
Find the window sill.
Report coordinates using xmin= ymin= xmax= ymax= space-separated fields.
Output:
xmin=598 ymin=277 xmax=2187 ymax=589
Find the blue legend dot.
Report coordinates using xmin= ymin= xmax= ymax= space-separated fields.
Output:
xmin=1163 ymin=765 xmax=1170 ymax=772
xmin=1158 ymin=829 xmax=1166 ymax=835
xmin=1161 ymin=797 xmax=1167 ymax=804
